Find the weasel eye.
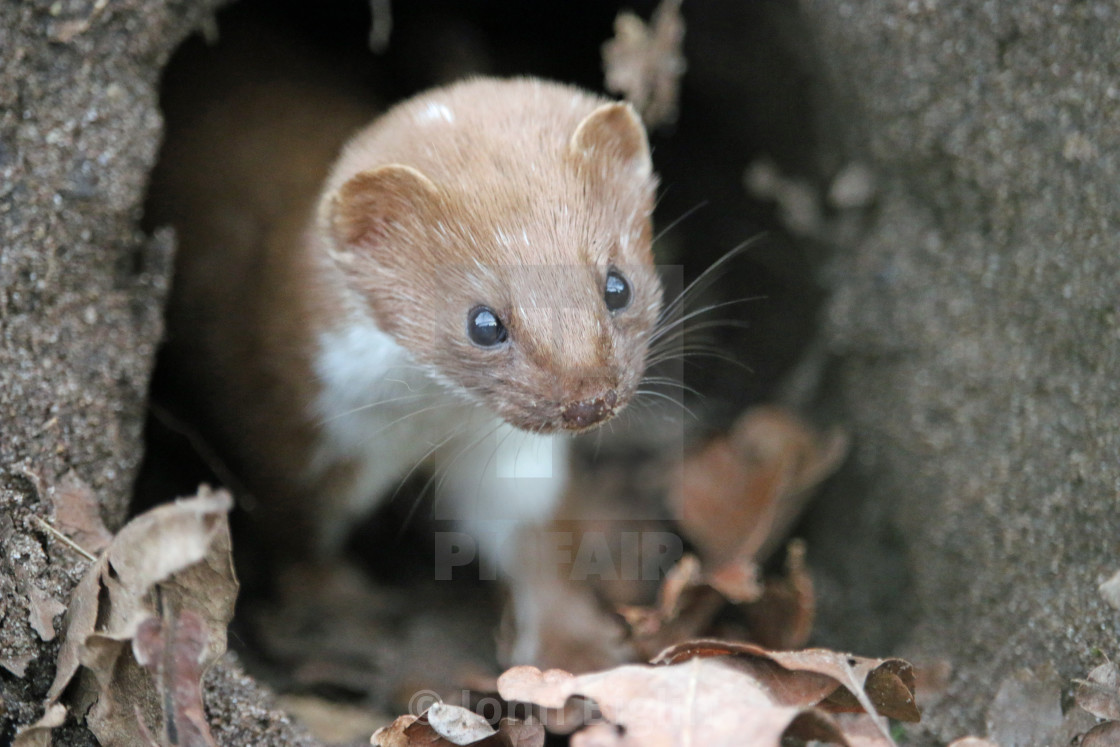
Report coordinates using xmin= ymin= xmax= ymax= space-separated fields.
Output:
xmin=604 ymin=268 xmax=631 ymax=312
xmin=467 ymin=306 xmax=508 ymax=347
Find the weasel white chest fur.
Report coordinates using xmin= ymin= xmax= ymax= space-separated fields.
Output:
xmin=309 ymin=310 xmax=568 ymax=563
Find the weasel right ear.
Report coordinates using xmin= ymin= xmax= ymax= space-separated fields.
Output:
xmin=329 ymin=164 xmax=440 ymax=262
xmin=569 ymin=101 xmax=652 ymax=180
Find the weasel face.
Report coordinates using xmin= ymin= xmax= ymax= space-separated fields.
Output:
xmin=324 ymin=79 xmax=661 ymax=434
xmin=433 ymin=250 xmax=662 ymax=435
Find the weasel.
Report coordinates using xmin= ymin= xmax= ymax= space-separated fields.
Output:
xmin=149 ymin=68 xmax=660 ymax=662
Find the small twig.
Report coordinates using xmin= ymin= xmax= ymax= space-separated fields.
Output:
xmin=51 ymin=0 xmax=112 ymax=44
xmin=33 ymin=516 xmax=97 ymax=563
xmin=149 ymin=401 xmax=249 ymax=497
xmin=1070 ymin=676 xmax=1116 ymax=694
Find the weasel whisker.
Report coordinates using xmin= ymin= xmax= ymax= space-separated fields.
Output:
xmin=314 ymin=390 xmax=436 ymax=426
xmin=649 ymin=297 xmax=763 ymax=346
xmin=655 ymin=234 xmax=767 ymax=328
xmin=635 ymin=388 xmax=698 ymax=420
xmin=652 ymin=200 xmax=708 ymax=245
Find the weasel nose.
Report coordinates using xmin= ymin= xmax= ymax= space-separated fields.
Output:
xmin=561 ymin=390 xmax=618 ymax=430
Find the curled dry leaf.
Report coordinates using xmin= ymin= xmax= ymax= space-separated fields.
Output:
xmin=486 ymin=716 xmax=547 ymax=747
xmin=133 ymin=609 xmax=218 ymax=747
xmin=704 ymin=555 xmax=764 ymax=604
xmin=618 ymin=407 xmax=844 ymax=658
xmin=653 ymin=639 xmax=919 ymax=726
xmin=372 ymin=705 xmax=544 ymax=747
xmin=1071 ymin=659 xmax=1120 ymax=745
xmin=1079 ymin=721 xmax=1120 ymax=746
xmin=738 ymin=539 xmax=815 ymax=650
xmin=621 ymin=540 xmax=815 ymax=658
xmin=526 ymin=408 xmax=841 ymax=674
xmin=601 ymin=0 xmax=685 ymax=128
xmin=49 ymin=469 xmax=113 ymax=554
xmin=498 ymin=660 xmax=854 ymax=747
xmin=655 ymin=554 xmax=708 ymax=618
xmin=1075 ymin=661 xmax=1120 ymax=721
xmin=373 ymin=714 xmax=427 ymax=747
xmin=618 ymin=554 xmax=726 ymax=660
xmin=15 ymin=487 xmax=237 ymax=747
xmin=670 ymin=406 xmax=849 ymax=571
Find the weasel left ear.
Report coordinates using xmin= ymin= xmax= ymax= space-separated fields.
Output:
xmin=569 ymin=102 xmax=652 ymax=179
xmin=328 ymin=164 xmax=440 ymax=264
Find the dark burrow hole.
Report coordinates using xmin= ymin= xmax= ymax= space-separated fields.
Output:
xmin=132 ymin=0 xmax=913 ymax=729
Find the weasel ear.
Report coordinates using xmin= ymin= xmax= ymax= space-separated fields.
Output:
xmin=569 ymin=101 xmax=652 ymax=179
xmin=329 ymin=164 xmax=440 ymax=259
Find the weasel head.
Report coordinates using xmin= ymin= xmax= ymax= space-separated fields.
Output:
xmin=323 ymin=79 xmax=661 ymax=434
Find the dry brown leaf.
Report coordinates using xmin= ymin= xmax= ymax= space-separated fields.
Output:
xmin=602 ymin=0 xmax=685 ymax=128
xmin=49 ymin=469 xmax=113 ymax=554
xmin=99 ymin=487 xmax=236 ymax=661
xmin=373 ymin=714 xmax=427 ymax=747
xmin=11 ymin=703 xmax=67 ymax=747
xmin=704 ymin=556 xmax=764 ymax=605
xmin=22 ymin=487 xmax=237 ymax=747
xmin=133 ymin=609 xmax=219 ymax=747
xmin=44 ymin=549 xmax=102 ymax=702
xmin=619 ymin=554 xmax=728 ymax=660
xmin=620 ymin=407 xmax=844 ymax=658
xmin=25 ymin=584 xmax=67 ymax=642
xmin=1076 ymin=661 xmax=1120 ymax=721
xmin=620 ymin=539 xmax=814 ymax=657
xmin=493 ymin=717 xmax=548 ymax=747
xmin=654 ymin=553 xmax=706 ymax=617
xmin=498 ymin=661 xmax=855 ymax=746
xmin=0 ymin=653 xmax=35 ymax=678
xmin=653 ymin=639 xmax=919 ymax=727
xmin=671 ymin=407 xmax=848 ymax=570
xmin=1079 ymin=721 xmax=1120 ymax=746
xmin=740 ymin=540 xmax=815 ymax=650
xmin=946 ymin=739 xmax=999 ymax=747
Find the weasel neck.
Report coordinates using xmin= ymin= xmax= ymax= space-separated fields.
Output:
xmin=309 ymin=309 xmax=476 ymax=470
